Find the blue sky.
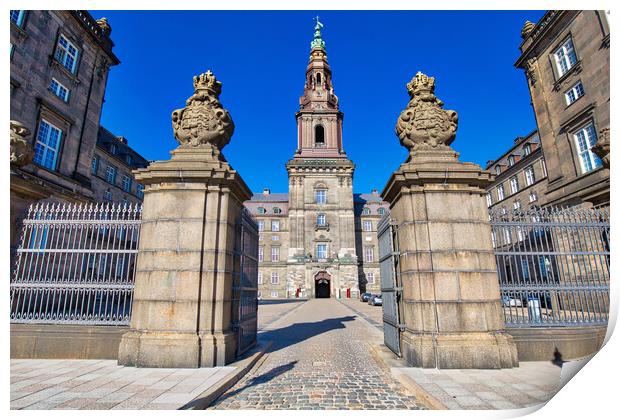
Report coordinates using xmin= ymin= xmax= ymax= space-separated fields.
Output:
xmin=96 ymin=10 xmax=545 ymax=194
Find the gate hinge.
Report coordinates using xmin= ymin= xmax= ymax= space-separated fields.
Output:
xmin=398 ymin=324 xmax=407 ymax=332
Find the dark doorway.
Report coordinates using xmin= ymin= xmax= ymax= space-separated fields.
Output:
xmin=314 ymin=271 xmax=331 ymax=298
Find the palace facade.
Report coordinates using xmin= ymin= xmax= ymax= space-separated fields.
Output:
xmin=245 ymin=21 xmax=388 ymax=299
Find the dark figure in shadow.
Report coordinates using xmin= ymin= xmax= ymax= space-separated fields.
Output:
xmin=552 ymin=347 xmax=565 ymax=368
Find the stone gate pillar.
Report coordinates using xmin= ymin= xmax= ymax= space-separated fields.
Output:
xmin=118 ymin=71 xmax=252 ymax=368
xmin=381 ymin=72 xmax=518 ymax=369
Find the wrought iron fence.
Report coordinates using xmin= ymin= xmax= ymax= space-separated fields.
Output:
xmin=490 ymin=206 xmax=610 ymax=328
xmin=10 ymin=202 xmax=142 ymax=326
xmin=232 ymin=208 xmax=259 ymax=356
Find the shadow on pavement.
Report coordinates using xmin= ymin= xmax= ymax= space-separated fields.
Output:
xmin=258 ymin=299 xmax=308 ymax=306
xmin=260 ymin=315 xmax=357 ymax=352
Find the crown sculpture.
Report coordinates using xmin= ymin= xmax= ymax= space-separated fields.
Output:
xmin=171 ymin=70 xmax=234 ymax=151
xmin=395 ymin=72 xmax=458 ymax=154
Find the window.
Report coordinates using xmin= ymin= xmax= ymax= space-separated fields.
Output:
xmin=362 ymin=207 xmax=370 ymax=215
xmin=54 ymin=34 xmax=79 ymax=74
xmin=523 ymin=143 xmax=532 ymax=156
xmin=541 ymin=158 xmax=547 ymax=177
xmin=495 ymin=166 xmax=501 ymax=175
xmin=508 ymin=156 xmax=515 ymax=167
xmin=554 ymin=37 xmax=578 ymax=77
xmin=525 ymin=166 xmax=535 ymax=186
xmin=105 ymin=165 xmax=117 ymax=184
xmin=314 ymin=125 xmax=325 ymax=146
xmin=273 ymin=207 xmax=281 ymax=214
xmin=513 ymin=201 xmax=521 ymax=210
xmin=521 ymin=259 xmax=530 ymax=280
xmin=538 ymin=257 xmax=549 ymax=278
xmin=367 ymin=272 xmax=375 ymax=284
xmin=257 ymin=220 xmax=264 ymax=231
xmin=377 ymin=208 xmax=386 ymax=216
xmin=33 ymin=119 xmax=62 ymax=170
xmin=573 ymin=123 xmax=602 ymax=173
xmin=362 ymin=220 xmax=372 ymax=232
xmin=365 ymin=247 xmax=374 ymax=262
xmin=529 ymin=192 xmax=538 ymax=203
xmin=486 ymin=193 xmax=493 ymax=207
xmin=271 ymin=235 xmax=279 ymax=241
xmin=104 ymin=190 xmax=113 ymax=201
xmin=271 ymin=291 xmax=279 ymax=298
xmin=565 ymin=81 xmax=585 ymax=105
xmin=317 ymin=244 xmax=327 ymax=259
xmin=10 ymin=10 xmax=26 ymax=27
xmin=497 ymin=184 xmax=505 ymax=201
xmin=91 ymin=155 xmax=99 ymax=175
xmin=510 ymin=176 xmax=519 ymax=194
xmin=121 ymin=175 xmax=132 ymax=192
xmin=258 ymin=273 xmax=263 ymax=285
xmin=48 ymin=78 xmax=70 ymax=102
xmin=109 ymin=144 xmax=117 ymax=154
xmin=136 ymin=184 xmax=144 ymax=199
xmin=271 ymin=220 xmax=280 ymax=232
xmin=271 ymin=272 xmax=279 ymax=284
xmin=271 ymin=247 xmax=280 ymax=262
xmin=315 ymin=189 xmax=327 ymax=204
xmin=501 ymin=207 xmax=507 ymax=215
xmin=258 ymin=247 xmax=264 ymax=262
xmin=126 ymin=155 xmax=132 ymax=166
xmin=316 ymin=72 xmax=322 ymax=84
xmin=257 ymin=207 xmax=266 ymax=214
xmin=317 ymin=213 xmax=326 ymax=226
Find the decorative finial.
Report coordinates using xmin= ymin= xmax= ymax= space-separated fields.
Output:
xmin=521 ymin=20 xmax=536 ymax=39
xmin=171 ymin=70 xmax=234 ymax=151
xmin=96 ymin=17 xmax=112 ymax=37
xmin=310 ymin=16 xmax=326 ymax=50
xmin=395 ymin=72 xmax=458 ymax=152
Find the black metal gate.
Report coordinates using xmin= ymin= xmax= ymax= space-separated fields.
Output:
xmin=232 ymin=209 xmax=259 ymax=356
xmin=378 ymin=214 xmax=402 ymax=356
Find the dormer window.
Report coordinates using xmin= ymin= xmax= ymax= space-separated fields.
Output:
xmin=523 ymin=144 xmax=531 ymax=156
xmin=362 ymin=207 xmax=370 ymax=215
xmin=495 ymin=166 xmax=501 ymax=175
xmin=508 ymin=156 xmax=515 ymax=167
xmin=273 ymin=207 xmax=281 ymax=214
xmin=314 ymin=125 xmax=325 ymax=147
xmin=257 ymin=207 xmax=266 ymax=214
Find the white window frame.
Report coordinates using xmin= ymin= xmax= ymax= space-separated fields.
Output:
xmin=258 ymin=246 xmax=264 ymax=262
xmin=33 ymin=119 xmax=62 ymax=170
xmin=91 ymin=155 xmax=99 ymax=175
xmin=377 ymin=208 xmax=385 ymax=216
xmin=573 ymin=123 xmax=602 ymax=174
xmin=513 ymin=201 xmax=521 ymax=210
xmin=258 ymin=273 xmax=263 ymax=285
xmin=10 ymin=10 xmax=26 ymax=27
xmin=365 ymin=247 xmax=374 ymax=262
xmin=316 ymin=244 xmax=328 ymax=259
xmin=136 ymin=183 xmax=144 ymax=199
xmin=508 ymin=156 xmax=515 ymax=167
xmin=317 ymin=213 xmax=326 ymax=226
xmin=54 ymin=34 xmax=79 ymax=74
xmin=367 ymin=272 xmax=375 ymax=284
xmin=565 ymin=81 xmax=585 ymax=106
xmin=257 ymin=220 xmax=264 ymax=231
xmin=315 ymin=189 xmax=327 ymax=204
xmin=486 ymin=193 xmax=492 ymax=207
xmin=271 ymin=220 xmax=280 ymax=232
xmin=121 ymin=175 xmax=132 ymax=192
xmin=525 ymin=166 xmax=535 ymax=186
xmin=105 ymin=165 xmax=117 ymax=184
xmin=523 ymin=143 xmax=532 ymax=156
xmin=104 ymin=190 xmax=113 ymax=201
xmin=271 ymin=246 xmax=280 ymax=262
xmin=362 ymin=220 xmax=372 ymax=232
xmin=554 ymin=37 xmax=578 ymax=78
xmin=510 ymin=176 xmax=519 ymax=194
xmin=497 ymin=184 xmax=505 ymax=201
xmin=529 ymin=192 xmax=538 ymax=203
xmin=541 ymin=158 xmax=547 ymax=178
xmin=270 ymin=291 xmax=278 ymax=298
xmin=271 ymin=235 xmax=279 ymax=241
xmin=271 ymin=272 xmax=279 ymax=284
xmin=48 ymin=78 xmax=70 ymax=102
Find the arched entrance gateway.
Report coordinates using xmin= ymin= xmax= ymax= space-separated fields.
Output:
xmin=314 ymin=271 xmax=331 ymax=298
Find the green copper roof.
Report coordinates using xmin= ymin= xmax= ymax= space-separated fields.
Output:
xmin=310 ymin=16 xmax=325 ymax=50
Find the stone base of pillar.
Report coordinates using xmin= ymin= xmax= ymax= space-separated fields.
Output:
xmin=118 ymin=331 xmax=200 ymax=368
xmin=199 ymin=331 xmax=237 ymax=367
xmin=401 ymin=331 xmax=518 ymax=369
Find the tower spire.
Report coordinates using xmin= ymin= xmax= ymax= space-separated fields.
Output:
xmin=311 ymin=16 xmax=325 ymax=50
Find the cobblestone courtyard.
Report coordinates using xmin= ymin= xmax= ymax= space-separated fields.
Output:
xmin=210 ymin=299 xmax=426 ymax=410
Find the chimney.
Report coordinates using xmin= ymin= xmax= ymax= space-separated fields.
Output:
xmin=263 ymin=188 xmax=270 ymax=195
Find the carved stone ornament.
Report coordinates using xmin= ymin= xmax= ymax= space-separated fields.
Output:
xmin=171 ymin=70 xmax=234 ymax=150
xmin=592 ymin=127 xmax=610 ymax=169
xmin=525 ymin=57 xmax=537 ymax=86
xmin=96 ymin=17 xmax=112 ymax=37
xmin=521 ymin=20 xmax=536 ymax=39
xmin=395 ymin=72 xmax=458 ymax=152
xmin=10 ymin=120 xmax=34 ymax=167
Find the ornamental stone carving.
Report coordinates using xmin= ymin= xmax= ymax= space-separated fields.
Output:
xmin=521 ymin=20 xmax=536 ymax=39
xmin=395 ymin=72 xmax=458 ymax=152
xmin=10 ymin=120 xmax=34 ymax=167
xmin=171 ymin=70 xmax=234 ymax=150
xmin=525 ymin=57 xmax=537 ymax=86
xmin=592 ymin=127 xmax=610 ymax=168
xmin=96 ymin=17 xmax=111 ymax=37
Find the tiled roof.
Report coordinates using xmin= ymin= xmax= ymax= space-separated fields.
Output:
xmin=248 ymin=193 xmax=289 ymax=202
xmin=354 ymin=193 xmax=385 ymax=204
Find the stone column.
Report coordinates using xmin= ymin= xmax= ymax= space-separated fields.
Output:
xmin=118 ymin=71 xmax=252 ymax=368
xmin=382 ymin=72 xmax=518 ymax=369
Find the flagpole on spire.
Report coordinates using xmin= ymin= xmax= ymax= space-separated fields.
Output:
xmin=310 ymin=16 xmax=326 ymax=50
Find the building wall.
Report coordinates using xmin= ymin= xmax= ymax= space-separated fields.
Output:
xmin=516 ymin=10 xmax=610 ymax=207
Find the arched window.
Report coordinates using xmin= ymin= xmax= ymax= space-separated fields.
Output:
xmin=316 ymin=72 xmax=322 ymax=84
xmin=273 ymin=207 xmax=281 ymax=214
xmin=377 ymin=207 xmax=386 ymax=216
xmin=314 ymin=125 xmax=325 ymax=147
xmin=257 ymin=207 xmax=266 ymax=214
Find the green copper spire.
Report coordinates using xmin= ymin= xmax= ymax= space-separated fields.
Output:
xmin=310 ymin=16 xmax=325 ymax=50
